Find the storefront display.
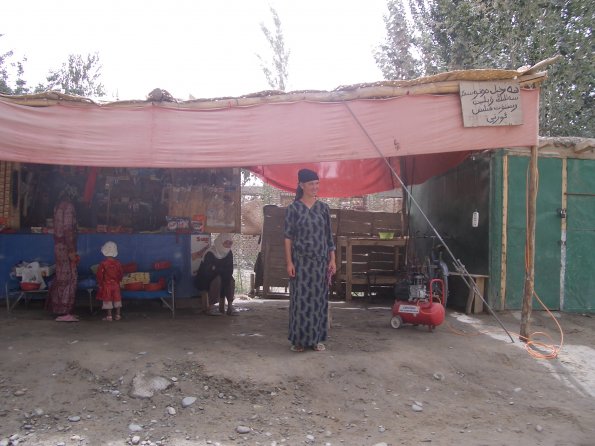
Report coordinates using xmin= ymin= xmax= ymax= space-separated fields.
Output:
xmin=5 ymin=164 xmax=240 ymax=234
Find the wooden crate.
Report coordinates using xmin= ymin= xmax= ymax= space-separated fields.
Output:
xmin=260 ymin=205 xmax=289 ymax=297
xmin=257 ymin=206 xmax=405 ymax=300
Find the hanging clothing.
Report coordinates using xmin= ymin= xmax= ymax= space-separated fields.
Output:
xmin=46 ymin=198 xmax=78 ymax=315
xmin=284 ymin=200 xmax=335 ymax=348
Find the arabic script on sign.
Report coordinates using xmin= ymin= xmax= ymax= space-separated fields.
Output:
xmin=459 ymin=81 xmax=523 ymax=127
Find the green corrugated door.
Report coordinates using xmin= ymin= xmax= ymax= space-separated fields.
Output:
xmin=505 ymin=156 xmax=561 ymax=309
xmin=564 ymin=159 xmax=595 ymax=312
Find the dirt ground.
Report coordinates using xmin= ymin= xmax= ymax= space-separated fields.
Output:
xmin=1 ymin=294 xmax=594 ymax=446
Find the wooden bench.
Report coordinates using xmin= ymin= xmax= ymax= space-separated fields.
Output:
xmin=83 ymin=269 xmax=177 ymax=317
xmin=448 ymin=272 xmax=489 ymax=314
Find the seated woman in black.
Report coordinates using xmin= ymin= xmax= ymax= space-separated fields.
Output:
xmin=195 ymin=233 xmax=236 ymax=315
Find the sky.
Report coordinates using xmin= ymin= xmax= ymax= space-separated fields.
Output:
xmin=1 ymin=0 xmax=389 ymax=101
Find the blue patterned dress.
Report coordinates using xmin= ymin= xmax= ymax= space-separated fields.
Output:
xmin=284 ymin=200 xmax=335 ymax=348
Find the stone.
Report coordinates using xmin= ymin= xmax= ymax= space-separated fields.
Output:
xmin=236 ymin=426 xmax=251 ymax=434
xmin=181 ymin=397 xmax=197 ymax=408
xmin=130 ymin=372 xmax=173 ymax=399
xmin=128 ymin=423 xmax=143 ymax=432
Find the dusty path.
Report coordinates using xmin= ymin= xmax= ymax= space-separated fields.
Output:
xmin=1 ymin=297 xmax=594 ymax=445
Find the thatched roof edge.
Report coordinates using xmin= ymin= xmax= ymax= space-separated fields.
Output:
xmin=539 ymin=136 xmax=595 ymax=154
xmin=0 ymin=56 xmax=559 ymax=109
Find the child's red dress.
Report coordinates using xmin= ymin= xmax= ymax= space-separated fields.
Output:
xmin=96 ymin=257 xmax=123 ymax=303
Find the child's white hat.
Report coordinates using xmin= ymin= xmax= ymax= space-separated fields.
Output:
xmin=101 ymin=241 xmax=118 ymax=257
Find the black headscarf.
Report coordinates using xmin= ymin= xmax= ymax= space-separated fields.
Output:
xmin=295 ymin=169 xmax=319 ymax=201
xmin=298 ymin=168 xmax=319 ymax=183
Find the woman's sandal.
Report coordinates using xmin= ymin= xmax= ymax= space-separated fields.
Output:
xmin=55 ymin=314 xmax=79 ymax=322
xmin=102 ymin=316 xmax=113 ymax=321
xmin=290 ymin=345 xmax=305 ymax=352
xmin=312 ymin=343 xmax=326 ymax=352
xmin=114 ymin=315 xmax=121 ymax=321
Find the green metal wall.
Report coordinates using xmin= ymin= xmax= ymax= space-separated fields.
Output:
xmin=564 ymin=159 xmax=595 ymax=312
xmin=503 ymin=156 xmax=562 ymax=310
xmin=413 ymin=150 xmax=593 ymax=313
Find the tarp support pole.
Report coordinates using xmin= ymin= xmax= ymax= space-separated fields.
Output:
xmin=342 ymin=102 xmax=515 ymax=343
xmin=520 ymin=145 xmax=539 ymax=341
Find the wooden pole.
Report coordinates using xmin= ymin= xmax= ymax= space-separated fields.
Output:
xmin=500 ymin=155 xmax=508 ymax=310
xmin=520 ymin=145 xmax=538 ymax=340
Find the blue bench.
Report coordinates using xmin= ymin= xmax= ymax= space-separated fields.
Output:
xmin=80 ymin=268 xmax=178 ymax=318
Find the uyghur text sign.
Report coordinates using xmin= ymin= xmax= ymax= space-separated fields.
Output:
xmin=460 ymin=81 xmax=523 ymax=127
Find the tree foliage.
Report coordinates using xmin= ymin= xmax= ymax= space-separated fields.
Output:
xmin=37 ymin=52 xmax=106 ymax=97
xmin=257 ymin=6 xmax=290 ymax=91
xmin=0 ymin=35 xmax=29 ymax=95
xmin=375 ymin=0 xmax=594 ymax=137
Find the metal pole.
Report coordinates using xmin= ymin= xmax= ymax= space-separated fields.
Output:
xmin=342 ymin=102 xmax=515 ymax=342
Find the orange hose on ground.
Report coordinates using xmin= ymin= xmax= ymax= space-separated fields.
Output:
xmin=445 ymin=302 xmax=563 ymax=360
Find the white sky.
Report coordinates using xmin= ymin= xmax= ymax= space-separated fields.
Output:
xmin=1 ymin=0 xmax=388 ymax=101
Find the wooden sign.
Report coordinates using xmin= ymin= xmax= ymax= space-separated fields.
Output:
xmin=460 ymin=81 xmax=523 ymax=127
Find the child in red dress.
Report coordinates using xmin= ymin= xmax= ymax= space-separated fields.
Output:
xmin=96 ymin=241 xmax=124 ymax=321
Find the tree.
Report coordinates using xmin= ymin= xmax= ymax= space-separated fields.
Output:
xmin=0 ymin=34 xmax=29 ymax=95
xmin=37 ymin=52 xmax=106 ymax=97
xmin=257 ymin=6 xmax=290 ymax=91
xmin=376 ymin=0 xmax=594 ymax=137
xmin=373 ymin=1 xmax=420 ymax=80
xmin=244 ymin=7 xmax=292 ymax=190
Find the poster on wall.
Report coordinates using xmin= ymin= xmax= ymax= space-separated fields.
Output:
xmin=205 ymin=186 xmax=237 ymax=230
xmin=190 ymin=234 xmax=211 ymax=276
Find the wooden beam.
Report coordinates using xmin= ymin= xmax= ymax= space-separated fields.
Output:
xmin=500 ymin=155 xmax=508 ymax=310
xmin=520 ymin=146 xmax=539 ymax=340
xmin=560 ymin=158 xmax=567 ymax=310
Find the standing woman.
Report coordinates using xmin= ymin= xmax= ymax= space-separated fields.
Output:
xmin=47 ymin=185 xmax=80 ymax=322
xmin=284 ymin=169 xmax=336 ymax=352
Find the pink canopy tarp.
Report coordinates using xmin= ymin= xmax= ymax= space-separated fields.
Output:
xmin=0 ymin=89 xmax=539 ymax=196
xmin=249 ymin=151 xmax=471 ymax=197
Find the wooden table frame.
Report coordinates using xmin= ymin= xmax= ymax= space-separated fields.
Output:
xmin=335 ymin=236 xmax=407 ymax=300
xmin=448 ymin=272 xmax=489 ymax=314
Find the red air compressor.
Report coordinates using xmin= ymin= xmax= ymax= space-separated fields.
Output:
xmin=390 ymin=276 xmax=446 ymax=331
